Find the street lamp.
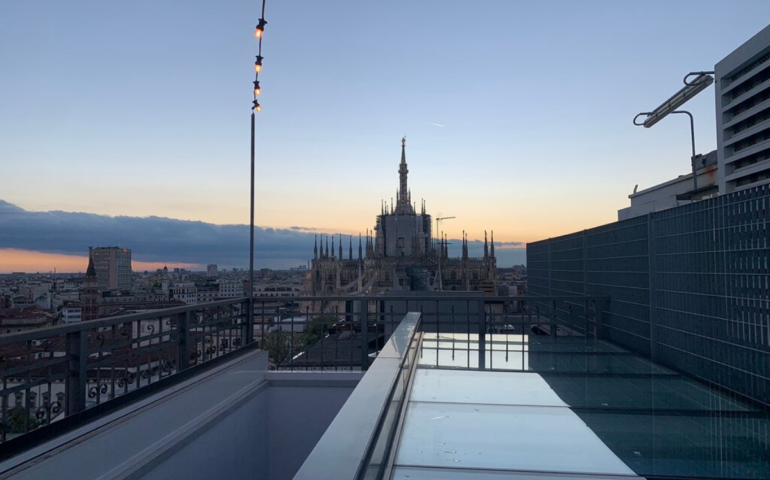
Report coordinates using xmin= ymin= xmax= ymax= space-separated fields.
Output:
xmin=435 ymin=216 xmax=455 ymax=291
xmin=634 ymin=110 xmax=696 ymax=190
xmin=633 ymin=72 xmax=714 ymax=196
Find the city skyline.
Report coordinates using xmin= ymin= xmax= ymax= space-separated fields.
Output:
xmin=0 ymin=198 xmax=525 ymax=272
xmin=3 ymin=1 xmax=770 ymax=271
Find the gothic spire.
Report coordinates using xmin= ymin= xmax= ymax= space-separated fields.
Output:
xmin=444 ymin=233 xmax=448 ymax=258
xmin=325 ymin=236 xmax=329 ymax=258
xmin=314 ymin=234 xmax=318 ymax=260
xmin=399 ymin=137 xmax=408 ymax=202
xmin=395 ymin=137 xmax=414 ymax=214
xmin=349 ymin=235 xmax=353 ymax=260
xmin=358 ymin=233 xmax=362 ymax=260
xmin=338 ymin=234 xmax=343 ymax=259
xmin=85 ymin=252 xmax=96 ymax=278
xmin=491 ymin=231 xmax=495 ymax=258
xmin=484 ymin=231 xmax=489 ymax=259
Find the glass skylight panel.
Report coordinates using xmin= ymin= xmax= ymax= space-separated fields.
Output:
xmin=395 ymin=402 xmax=636 ymax=476
xmin=410 ymin=369 xmax=567 ymax=407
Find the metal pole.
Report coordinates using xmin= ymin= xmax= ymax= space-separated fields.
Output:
xmin=636 ymin=110 xmax=697 ymax=192
xmin=671 ymin=110 xmax=697 ymax=192
xmin=435 ymin=217 xmax=441 ymax=291
xmin=249 ymin=111 xmax=255 ymax=344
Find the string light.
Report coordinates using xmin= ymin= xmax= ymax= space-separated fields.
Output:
xmin=254 ymin=18 xmax=267 ymax=38
xmin=252 ymin=2 xmax=266 ymax=111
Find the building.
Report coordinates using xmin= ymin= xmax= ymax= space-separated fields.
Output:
xmin=618 ymin=150 xmax=719 ymax=220
xmin=61 ymin=302 xmax=82 ymax=324
xmin=196 ymin=284 xmax=218 ymax=304
xmin=716 ymin=23 xmax=770 ymax=193
xmin=206 ymin=264 xmax=218 ymax=278
xmin=0 ymin=306 xmax=54 ymax=334
xmin=253 ymin=285 xmax=300 ymax=298
xmin=218 ymin=281 xmax=243 ymax=299
xmin=621 ymin=24 xmax=770 ymax=220
xmin=89 ymin=247 xmax=132 ymax=291
xmin=80 ymin=256 xmax=100 ymax=321
xmin=170 ymin=282 xmax=197 ymax=305
xmin=305 ymin=138 xmax=497 ymax=295
xmin=98 ymin=291 xmax=184 ymax=317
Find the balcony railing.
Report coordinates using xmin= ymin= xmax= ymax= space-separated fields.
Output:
xmin=0 ymin=298 xmax=251 ymax=452
xmin=0 ymin=294 xmax=604 ymax=456
xmin=251 ymin=294 xmax=607 ymax=373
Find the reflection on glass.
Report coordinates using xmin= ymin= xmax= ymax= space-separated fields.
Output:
xmin=393 ymin=330 xmax=770 ymax=479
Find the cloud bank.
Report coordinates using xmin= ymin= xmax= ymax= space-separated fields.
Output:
xmin=0 ymin=200 xmax=525 ymax=269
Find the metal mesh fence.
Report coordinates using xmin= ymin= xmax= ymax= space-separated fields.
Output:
xmin=528 ymin=184 xmax=770 ymax=407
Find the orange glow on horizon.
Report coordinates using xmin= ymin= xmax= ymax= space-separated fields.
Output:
xmin=0 ymin=249 xmax=198 ymax=274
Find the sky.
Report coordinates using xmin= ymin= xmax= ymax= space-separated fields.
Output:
xmin=1 ymin=1 xmax=770 ymax=272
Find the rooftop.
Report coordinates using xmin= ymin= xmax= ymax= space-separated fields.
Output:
xmin=0 ymin=294 xmax=767 ymax=479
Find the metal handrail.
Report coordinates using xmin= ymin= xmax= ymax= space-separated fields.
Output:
xmin=293 ymin=312 xmax=423 ymax=480
xmin=0 ymin=297 xmax=248 ymax=346
xmin=0 ymin=293 xmax=601 ymax=345
xmin=0 ymin=294 xmax=606 ymax=450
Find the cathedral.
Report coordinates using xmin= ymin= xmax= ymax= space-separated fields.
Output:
xmin=304 ymin=138 xmax=497 ymax=295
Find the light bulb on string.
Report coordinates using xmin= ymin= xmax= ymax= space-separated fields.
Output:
xmin=254 ymin=18 xmax=267 ymax=38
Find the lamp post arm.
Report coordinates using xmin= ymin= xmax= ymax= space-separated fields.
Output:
xmin=683 ymin=71 xmax=715 ymax=86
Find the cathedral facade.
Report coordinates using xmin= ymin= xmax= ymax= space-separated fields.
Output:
xmin=304 ymin=138 xmax=497 ymax=295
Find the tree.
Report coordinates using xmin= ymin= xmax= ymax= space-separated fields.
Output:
xmin=263 ymin=316 xmax=336 ymax=368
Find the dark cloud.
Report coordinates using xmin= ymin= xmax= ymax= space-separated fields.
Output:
xmin=0 ymin=200 xmax=526 ymax=269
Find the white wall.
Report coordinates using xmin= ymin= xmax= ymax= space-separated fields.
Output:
xmin=267 ymin=373 xmax=362 ymax=480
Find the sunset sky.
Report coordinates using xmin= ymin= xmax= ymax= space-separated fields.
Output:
xmin=2 ymin=1 xmax=770 ymax=272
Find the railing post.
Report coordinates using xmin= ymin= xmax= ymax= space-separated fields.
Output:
xmin=246 ymin=298 xmax=254 ymax=345
xmin=240 ymin=299 xmax=250 ymax=348
xmin=177 ymin=311 xmax=190 ymax=371
xmin=358 ymin=300 xmax=368 ymax=371
xmin=477 ymin=299 xmax=486 ymax=370
xmin=65 ymin=329 xmax=87 ymax=416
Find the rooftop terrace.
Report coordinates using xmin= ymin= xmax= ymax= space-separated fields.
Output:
xmin=0 ymin=295 xmax=768 ymax=479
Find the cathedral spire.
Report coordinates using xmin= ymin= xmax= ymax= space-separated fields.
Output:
xmin=358 ymin=233 xmax=362 ymax=260
xmin=395 ymin=137 xmax=414 ymax=214
xmin=491 ymin=231 xmax=495 ymax=259
xmin=484 ymin=231 xmax=489 ymax=259
xmin=339 ymin=234 xmax=343 ymax=259
xmin=85 ymin=250 xmax=97 ymax=279
xmin=349 ymin=235 xmax=353 ymax=260
xmin=325 ymin=236 xmax=329 ymax=258
xmin=314 ymin=235 xmax=318 ymax=260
